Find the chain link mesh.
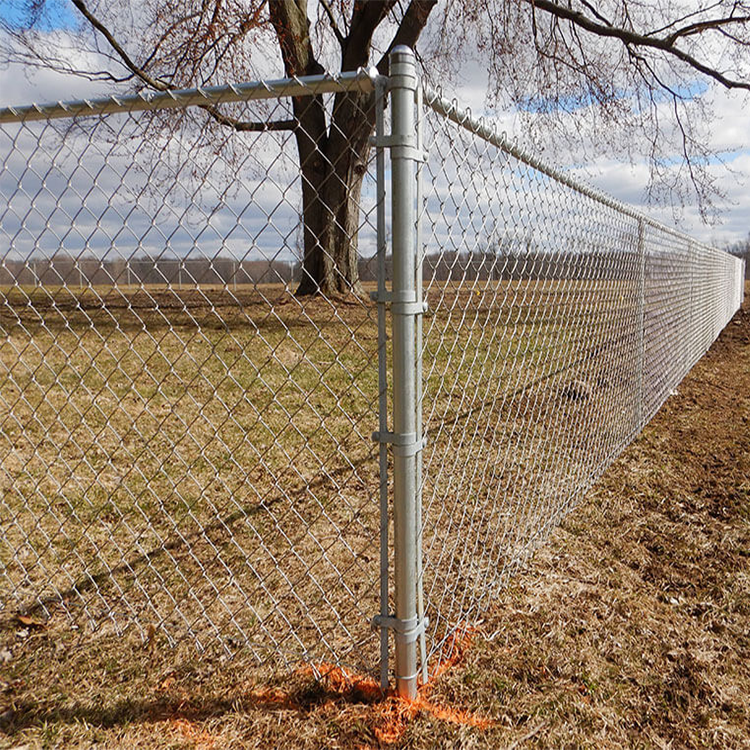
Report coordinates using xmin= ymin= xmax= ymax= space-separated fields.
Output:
xmin=0 ymin=73 xmax=384 ymax=674
xmin=0 ymin=68 xmax=744 ymax=686
xmin=418 ymin=89 xmax=744 ymax=670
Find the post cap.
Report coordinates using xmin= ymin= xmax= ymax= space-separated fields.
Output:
xmin=388 ymin=45 xmax=417 ymax=83
xmin=390 ymin=45 xmax=416 ymax=63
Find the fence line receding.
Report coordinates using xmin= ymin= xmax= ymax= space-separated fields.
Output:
xmin=0 ymin=48 xmax=744 ymax=699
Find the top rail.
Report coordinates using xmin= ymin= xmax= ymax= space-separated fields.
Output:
xmin=0 ymin=68 xmax=381 ymax=124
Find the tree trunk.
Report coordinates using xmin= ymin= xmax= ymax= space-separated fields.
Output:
xmin=290 ymin=91 xmax=330 ymax=296
xmin=268 ymin=0 xmax=433 ymax=297
xmin=294 ymin=88 xmax=375 ymax=297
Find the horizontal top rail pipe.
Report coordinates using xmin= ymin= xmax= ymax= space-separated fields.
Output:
xmin=0 ymin=68 xmax=382 ymax=124
xmin=423 ymin=86 xmax=735 ymax=256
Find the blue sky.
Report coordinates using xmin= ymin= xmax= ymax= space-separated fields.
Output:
xmin=518 ymin=79 xmax=711 ymax=117
xmin=0 ymin=0 xmax=77 ymax=31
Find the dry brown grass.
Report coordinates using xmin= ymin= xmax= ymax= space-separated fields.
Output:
xmin=0 ymin=284 xmax=384 ymax=672
xmin=0 ymin=277 xmax=635 ymax=676
xmin=1 ymin=282 xmax=749 ymax=748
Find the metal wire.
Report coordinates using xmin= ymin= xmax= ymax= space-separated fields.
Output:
xmin=0 ymin=64 xmax=743 ymax=688
xmin=418 ymin=86 xmax=745 ymax=671
xmin=0 ymin=71 xmax=385 ymax=675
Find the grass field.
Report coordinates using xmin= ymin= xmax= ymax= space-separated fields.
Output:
xmin=1 ymin=280 xmax=747 ymax=748
xmin=0 ymin=276 xmax=648 ymax=671
xmin=0 ymin=284 xmax=383 ymax=671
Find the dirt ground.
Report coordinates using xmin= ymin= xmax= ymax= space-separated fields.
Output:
xmin=1 ymin=282 xmax=748 ymax=749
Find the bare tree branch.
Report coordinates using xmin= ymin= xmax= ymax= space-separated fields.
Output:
xmin=575 ymin=0 xmax=615 ymax=29
xmin=375 ymin=0 xmax=437 ymax=74
xmin=646 ymin=1 xmax=726 ymax=38
xmin=665 ymin=14 xmax=750 ymax=45
xmin=67 ymin=0 xmax=295 ymax=133
xmin=70 ymin=0 xmax=169 ymax=91
xmin=319 ymin=0 xmax=347 ymax=49
xmin=527 ymin=0 xmax=750 ymax=91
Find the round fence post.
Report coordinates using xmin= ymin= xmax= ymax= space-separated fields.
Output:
xmin=389 ymin=45 xmax=420 ymax=700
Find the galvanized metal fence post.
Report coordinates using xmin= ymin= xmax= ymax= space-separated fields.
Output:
xmin=388 ymin=45 xmax=420 ymax=700
xmin=414 ymin=74 xmax=428 ymax=688
xmin=687 ymin=241 xmax=696 ymax=374
xmin=373 ymin=73 xmax=390 ymax=692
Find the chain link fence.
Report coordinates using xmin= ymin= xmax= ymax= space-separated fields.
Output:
xmin=0 ymin=48 xmax=744 ymax=695
xmin=0 ymin=72 xmax=385 ymax=675
xmin=418 ymin=86 xmax=745 ymax=676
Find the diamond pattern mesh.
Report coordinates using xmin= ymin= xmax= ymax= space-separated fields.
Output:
xmin=0 ymin=76 xmax=382 ymax=673
xmin=418 ymin=90 xmax=744 ymax=670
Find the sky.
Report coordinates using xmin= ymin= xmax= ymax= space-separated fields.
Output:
xmin=443 ymin=57 xmax=750 ymax=250
xmin=0 ymin=3 xmax=748 ymax=259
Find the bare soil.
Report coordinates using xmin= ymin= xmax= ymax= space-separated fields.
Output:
xmin=1 ymin=282 xmax=748 ymax=749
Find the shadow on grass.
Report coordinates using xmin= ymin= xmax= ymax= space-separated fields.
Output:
xmin=0 ymin=286 xmax=376 ymax=336
xmin=1 ymin=668 xmax=384 ymax=736
xmin=1 ymin=450 xmax=375 ymax=634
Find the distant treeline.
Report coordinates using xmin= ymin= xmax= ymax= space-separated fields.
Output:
xmin=729 ymin=248 xmax=750 ymax=279
xmin=726 ymin=236 xmax=750 ymax=279
xmin=0 ymin=255 xmax=298 ymax=287
xmin=420 ymin=249 xmax=637 ymax=281
xmin=0 ymin=248 xmax=644 ymax=288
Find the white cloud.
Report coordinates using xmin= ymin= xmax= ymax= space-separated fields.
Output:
xmin=1 ymin=18 xmax=748 ymax=251
xmin=568 ymin=151 xmax=750 ymax=246
xmin=0 ymin=28 xmax=113 ymax=108
xmin=0 ymin=62 xmax=107 ymax=107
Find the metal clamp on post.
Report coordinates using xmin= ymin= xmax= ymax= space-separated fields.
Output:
xmin=372 ymin=430 xmax=427 ymax=457
xmin=369 ymin=290 xmax=428 ymax=316
xmin=371 ymin=613 xmax=429 ymax=646
xmin=369 ymin=133 xmax=428 ymax=163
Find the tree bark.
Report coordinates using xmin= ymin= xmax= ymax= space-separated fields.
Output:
xmin=271 ymin=0 xmax=434 ymax=297
xmin=295 ymin=88 xmax=375 ymax=296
